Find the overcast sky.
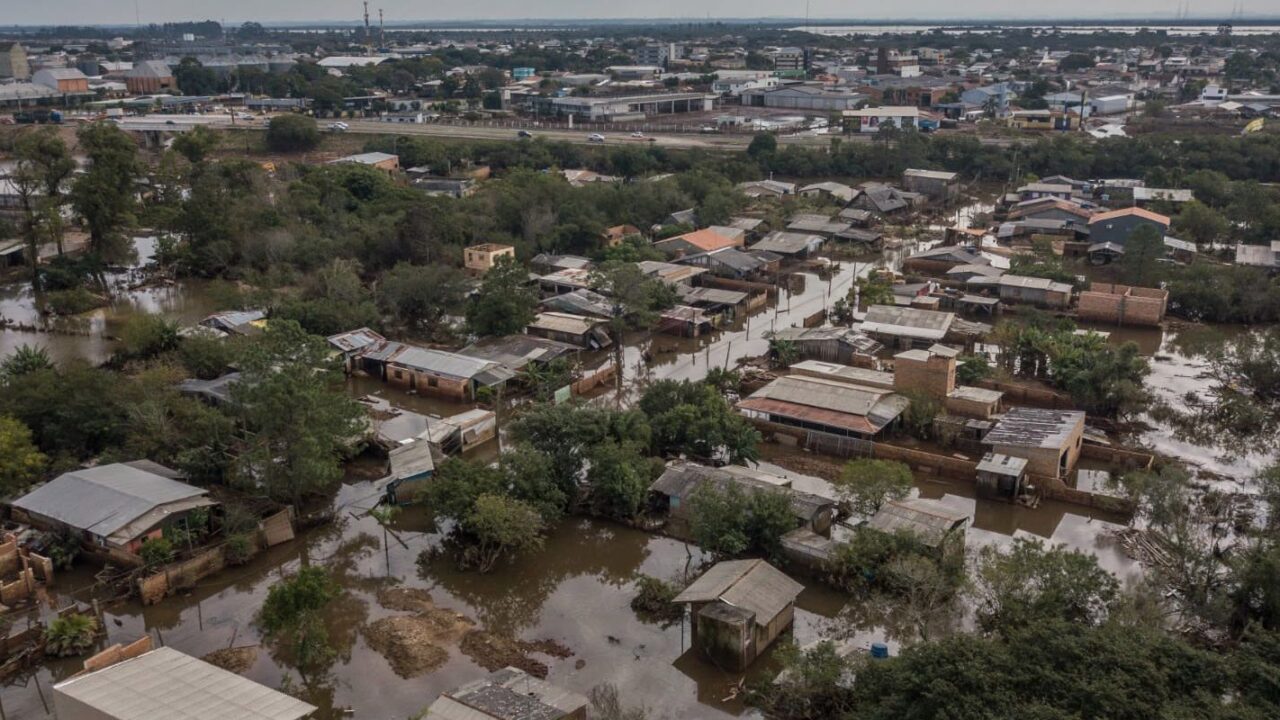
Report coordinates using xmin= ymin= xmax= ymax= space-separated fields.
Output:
xmin=1 ymin=1 xmax=1268 ymax=27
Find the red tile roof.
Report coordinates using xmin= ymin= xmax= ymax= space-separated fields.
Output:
xmin=1087 ymin=206 xmax=1171 ymax=226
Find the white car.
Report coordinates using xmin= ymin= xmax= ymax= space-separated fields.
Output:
xmin=587 ymin=133 xmax=606 ymax=143
xmin=630 ymin=131 xmax=645 ymax=138
xmin=327 ymin=122 xmax=349 ymax=132
xmin=235 ymin=112 xmax=255 ymax=121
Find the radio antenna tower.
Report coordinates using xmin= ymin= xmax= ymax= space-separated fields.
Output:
xmin=363 ymin=1 xmax=371 ymax=52
xmin=379 ymin=9 xmax=385 ymax=49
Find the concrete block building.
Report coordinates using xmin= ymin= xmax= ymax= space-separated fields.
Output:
xmin=981 ymin=407 xmax=1086 ymax=480
xmin=1076 ymin=283 xmax=1168 ymax=326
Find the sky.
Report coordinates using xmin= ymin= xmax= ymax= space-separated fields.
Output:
xmin=0 ymin=1 xmax=1271 ymax=27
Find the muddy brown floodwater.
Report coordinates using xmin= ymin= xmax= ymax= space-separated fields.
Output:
xmin=1 ymin=227 xmax=1275 ymax=719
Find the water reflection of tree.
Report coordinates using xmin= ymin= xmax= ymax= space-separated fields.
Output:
xmin=1151 ymin=327 xmax=1280 ymax=460
xmin=418 ymin=518 xmax=651 ymax=634
xmin=831 ymin=588 xmax=964 ymax=647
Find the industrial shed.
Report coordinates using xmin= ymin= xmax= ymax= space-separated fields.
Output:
xmin=766 ymin=327 xmax=883 ymax=366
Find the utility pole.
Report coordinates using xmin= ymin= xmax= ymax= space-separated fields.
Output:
xmin=379 ymin=9 xmax=385 ymax=50
xmin=363 ymin=1 xmax=371 ymax=54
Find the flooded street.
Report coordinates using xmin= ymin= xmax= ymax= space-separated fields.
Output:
xmin=0 ymin=229 xmax=1273 ymax=719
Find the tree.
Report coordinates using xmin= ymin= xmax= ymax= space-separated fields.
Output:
xmin=174 ymin=56 xmax=219 ymax=95
xmin=747 ymin=132 xmax=777 ymax=158
xmin=230 ymin=321 xmax=365 ymax=508
xmin=688 ymin=482 xmax=795 ymax=559
xmin=586 ymin=440 xmax=654 ymax=520
xmin=265 ymin=114 xmax=320 ymax=153
xmin=0 ymin=416 xmax=47 ymax=494
xmin=380 ymin=262 xmax=468 ymax=336
xmin=275 ymin=259 xmax=380 ymax=336
xmin=13 ymin=127 xmax=74 ymax=266
xmin=639 ymin=380 xmax=761 ymax=464
xmin=462 ymin=494 xmax=546 ymax=572
xmin=1115 ymin=224 xmax=1166 ymax=287
xmin=1174 ymin=201 xmax=1230 ymax=249
xmin=171 ymin=125 xmax=220 ymax=164
xmin=466 ymin=255 xmax=538 ymax=337
xmin=955 ymin=353 xmax=992 ymax=384
xmin=833 ymin=459 xmax=913 ymax=518
xmin=974 ymin=537 xmax=1119 ymax=633
xmin=258 ymin=566 xmax=338 ymax=675
xmin=70 ymin=122 xmax=141 ymax=268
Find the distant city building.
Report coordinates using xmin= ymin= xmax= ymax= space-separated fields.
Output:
xmin=126 ymin=60 xmax=176 ymax=94
xmin=0 ymin=42 xmax=30 ymax=80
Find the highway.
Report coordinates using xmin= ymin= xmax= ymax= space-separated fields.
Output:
xmin=148 ymin=114 xmax=1021 ymax=151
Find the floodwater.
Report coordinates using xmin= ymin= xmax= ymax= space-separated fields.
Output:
xmin=0 ymin=225 xmax=1272 ymax=719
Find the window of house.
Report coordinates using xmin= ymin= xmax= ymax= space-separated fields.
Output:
xmin=428 ymin=376 xmax=439 ymax=387
xmin=394 ymin=370 xmax=404 ymax=379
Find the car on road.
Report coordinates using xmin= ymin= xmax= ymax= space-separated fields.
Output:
xmin=699 ymin=126 xmax=720 ymax=134
xmin=517 ymin=129 xmax=534 ymax=138
xmin=327 ymin=122 xmax=349 ymax=132
xmin=234 ymin=112 xmax=255 ymax=121
xmin=587 ymin=133 xmax=606 ymax=143
xmin=630 ymin=131 xmax=656 ymax=142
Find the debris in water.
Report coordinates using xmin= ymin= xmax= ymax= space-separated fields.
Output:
xmin=460 ymin=630 xmax=573 ymax=679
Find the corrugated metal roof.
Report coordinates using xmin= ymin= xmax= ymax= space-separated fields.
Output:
xmin=527 ymin=312 xmax=602 ymax=335
xmin=389 ymin=345 xmax=501 ymax=380
xmin=327 ymin=327 xmax=385 ymax=354
xmin=649 ymin=461 xmax=835 ymax=523
xmin=982 ymin=407 xmax=1086 ymax=450
xmin=861 ymin=305 xmax=954 ymax=340
xmin=674 ymin=559 xmax=803 ymax=627
xmin=13 ymin=463 xmax=207 ymax=540
xmin=429 ymin=667 xmax=586 ymax=720
xmin=866 ymin=499 xmax=968 ymax=548
xmin=750 ymin=375 xmax=892 ymax=417
xmin=52 ymin=646 xmax=316 ymax=720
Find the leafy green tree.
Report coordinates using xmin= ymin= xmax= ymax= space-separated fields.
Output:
xmin=258 ymin=566 xmax=338 ymax=675
xmin=1115 ymin=224 xmax=1166 ymax=287
xmin=13 ymin=126 xmax=74 ymax=262
xmin=0 ymin=363 xmax=129 ymax=460
xmin=0 ymin=416 xmax=47 ymax=494
xmin=466 ymin=255 xmax=537 ymax=337
xmin=171 ymin=124 xmax=220 ymax=164
xmin=768 ymin=337 xmax=800 ymax=368
xmin=688 ymin=482 xmax=795 ymax=559
xmin=1174 ymin=200 xmax=1230 ymax=249
xmin=638 ymin=380 xmax=760 ymax=464
xmin=586 ymin=440 xmax=655 ymax=520
xmin=833 ymin=459 xmax=913 ymax=517
xmin=70 ymin=122 xmax=141 ymax=267
xmin=462 ymin=494 xmax=546 ymax=573
xmin=747 ymin=132 xmax=778 ymax=158
xmin=174 ymin=56 xmax=220 ymax=95
xmin=274 ymin=259 xmax=380 ymax=336
xmin=118 ymin=313 xmax=180 ymax=360
xmin=266 ymin=114 xmax=320 ymax=153
xmin=974 ymin=537 xmax=1120 ymax=633
xmin=380 ymin=261 xmax=468 ymax=336
xmin=508 ymin=402 xmax=650 ymax=507
xmin=955 ymin=353 xmax=992 ymax=384
xmin=230 ymin=321 xmax=364 ymax=508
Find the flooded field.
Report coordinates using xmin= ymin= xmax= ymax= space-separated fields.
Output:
xmin=1 ymin=229 xmax=1274 ymax=719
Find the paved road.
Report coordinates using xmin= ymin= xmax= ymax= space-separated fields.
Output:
xmin=328 ymin=119 xmax=813 ymax=149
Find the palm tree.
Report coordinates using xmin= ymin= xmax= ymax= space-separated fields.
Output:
xmin=44 ymin=614 xmax=99 ymax=657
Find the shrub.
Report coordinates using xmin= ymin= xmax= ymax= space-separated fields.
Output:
xmin=225 ymin=534 xmax=255 ymax=565
xmin=630 ymin=575 xmax=684 ymax=625
xmin=44 ymin=613 xmax=98 ymax=657
xmin=43 ymin=287 xmax=101 ymax=315
xmin=265 ymin=114 xmax=320 ymax=153
xmin=140 ymin=537 xmax=175 ymax=566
